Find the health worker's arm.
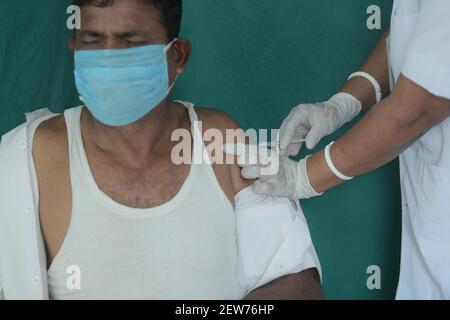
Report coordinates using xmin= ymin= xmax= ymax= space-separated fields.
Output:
xmin=310 ymin=0 xmax=450 ymax=192
xmin=308 ymin=75 xmax=450 ymax=193
xmin=279 ymin=29 xmax=391 ymax=156
xmin=340 ymin=29 xmax=391 ymax=112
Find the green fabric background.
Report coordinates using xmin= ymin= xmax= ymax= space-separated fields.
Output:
xmin=0 ymin=0 xmax=400 ymax=299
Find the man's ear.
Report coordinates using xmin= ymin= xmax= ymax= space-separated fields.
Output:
xmin=68 ymin=37 xmax=76 ymax=53
xmin=173 ymin=38 xmax=192 ymax=74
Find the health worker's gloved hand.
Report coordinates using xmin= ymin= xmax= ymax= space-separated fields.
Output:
xmin=279 ymin=92 xmax=362 ymax=157
xmin=222 ymin=144 xmax=321 ymax=200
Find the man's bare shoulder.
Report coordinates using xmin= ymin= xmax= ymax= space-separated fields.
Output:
xmin=195 ymin=106 xmax=254 ymax=195
xmin=195 ymin=107 xmax=241 ymax=131
xmin=33 ymin=115 xmax=68 ymax=165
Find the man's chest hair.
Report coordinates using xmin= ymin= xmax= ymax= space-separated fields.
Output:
xmin=88 ymin=153 xmax=191 ymax=209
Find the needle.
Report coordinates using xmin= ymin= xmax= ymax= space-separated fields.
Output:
xmin=258 ymin=139 xmax=306 ymax=148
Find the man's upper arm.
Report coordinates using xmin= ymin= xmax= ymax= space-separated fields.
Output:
xmin=204 ymin=109 xmax=254 ymax=194
xmin=195 ymin=107 xmax=322 ymax=299
xmin=196 ymin=107 xmax=254 ymax=198
xmin=245 ymin=269 xmax=323 ymax=300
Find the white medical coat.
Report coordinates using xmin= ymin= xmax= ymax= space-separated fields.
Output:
xmin=0 ymin=109 xmax=55 ymax=299
xmin=389 ymin=0 xmax=450 ymax=299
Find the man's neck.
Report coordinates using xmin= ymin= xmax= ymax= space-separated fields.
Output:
xmin=81 ymin=100 xmax=183 ymax=169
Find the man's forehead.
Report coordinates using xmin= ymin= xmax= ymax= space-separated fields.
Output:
xmin=79 ymin=0 xmax=153 ymax=12
xmin=79 ymin=3 xmax=162 ymax=33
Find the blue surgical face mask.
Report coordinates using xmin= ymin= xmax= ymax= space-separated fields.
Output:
xmin=74 ymin=39 xmax=177 ymax=126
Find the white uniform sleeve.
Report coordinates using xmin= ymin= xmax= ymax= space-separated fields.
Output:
xmin=402 ymin=0 xmax=450 ymax=99
xmin=0 ymin=276 xmax=4 ymax=300
xmin=0 ymin=255 xmax=3 ymax=299
xmin=0 ymin=142 xmax=4 ymax=300
xmin=0 ymin=137 xmax=4 ymax=300
xmin=234 ymin=186 xmax=321 ymax=294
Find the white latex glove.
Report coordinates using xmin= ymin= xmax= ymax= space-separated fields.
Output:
xmin=279 ymin=92 xmax=362 ymax=157
xmin=222 ymin=143 xmax=322 ymax=200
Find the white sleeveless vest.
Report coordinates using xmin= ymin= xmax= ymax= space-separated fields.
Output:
xmin=47 ymin=103 xmax=245 ymax=299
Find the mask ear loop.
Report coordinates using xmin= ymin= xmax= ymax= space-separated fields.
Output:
xmin=164 ymin=38 xmax=181 ymax=94
xmin=167 ymin=74 xmax=179 ymax=94
xmin=164 ymin=38 xmax=178 ymax=54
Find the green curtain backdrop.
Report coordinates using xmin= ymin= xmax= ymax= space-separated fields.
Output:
xmin=0 ymin=0 xmax=399 ymax=299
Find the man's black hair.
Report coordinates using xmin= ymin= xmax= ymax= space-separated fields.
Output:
xmin=73 ymin=0 xmax=182 ymax=39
